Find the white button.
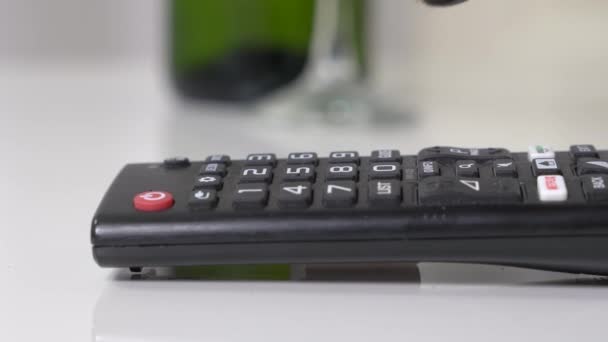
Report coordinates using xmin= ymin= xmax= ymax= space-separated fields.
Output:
xmin=537 ymin=175 xmax=568 ymax=202
xmin=528 ymin=145 xmax=555 ymax=161
xmin=534 ymin=158 xmax=558 ymax=170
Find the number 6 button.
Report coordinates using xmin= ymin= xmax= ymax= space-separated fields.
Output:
xmin=277 ymin=183 xmax=313 ymax=208
xmin=287 ymin=152 xmax=318 ymax=165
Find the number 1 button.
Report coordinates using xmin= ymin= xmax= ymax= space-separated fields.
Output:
xmin=277 ymin=183 xmax=312 ymax=209
xmin=233 ymin=184 xmax=269 ymax=209
xmin=323 ymin=181 xmax=357 ymax=208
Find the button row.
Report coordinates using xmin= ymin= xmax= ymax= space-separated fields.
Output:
xmin=189 ymin=180 xmax=405 ymax=210
xmin=528 ymin=144 xmax=600 ymax=162
xmin=202 ymin=145 xmax=601 ymax=171
xmin=204 ymin=150 xmax=403 ymax=167
xmin=536 ymin=173 xmax=608 ymax=203
xmin=417 ymin=159 xmax=518 ymax=178
xmin=197 ymin=163 xmax=408 ymax=185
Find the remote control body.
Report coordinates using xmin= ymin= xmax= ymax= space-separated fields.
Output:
xmin=91 ymin=145 xmax=608 ymax=275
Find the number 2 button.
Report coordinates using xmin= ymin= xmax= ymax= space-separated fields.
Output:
xmin=277 ymin=183 xmax=313 ymax=209
xmin=240 ymin=166 xmax=273 ymax=183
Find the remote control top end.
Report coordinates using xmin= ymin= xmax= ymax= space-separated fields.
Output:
xmin=91 ymin=145 xmax=608 ymax=276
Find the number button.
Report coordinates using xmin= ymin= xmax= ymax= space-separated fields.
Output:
xmin=205 ymin=154 xmax=231 ymax=165
xmin=370 ymin=150 xmax=401 ymax=162
xmin=245 ymin=153 xmax=276 ymax=166
xmin=240 ymin=166 xmax=273 ymax=183
xmin=283 ymin=165 xmax=315 ymax=182
xmin=368 ymin=180 xmax=401 ymax=207
xmin=418 ymin=161 xmax=439 ymax=178
xmin=329 ymin=151 xmax=359 ymax=164
xmin=199 ymin=163 xmax=227 ymax=176
xmin=323 ymin=181 xmax=358 ymax=208
xmin=233 ymin=184 xmax=269 ymax=209
xmin=277 ymin=183 xmax=313 ymax=209
xmin=368 ymin=162 xmax=401 ymax=180
xmin=287 ymin=152 xmax=318 ymax=165
xmin=455 ymin=160 xmax=479 ymax=177
xmin=194 ymin=175 xmax=223 ymax=190
xmin=493 ymin=159 xmax=517 ymax=177
xmin=326 ymin=163 xmax=358 ymax=181
xmin=188 ymin=189 xmax=218 ymax=209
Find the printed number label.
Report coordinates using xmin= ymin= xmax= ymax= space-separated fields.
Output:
xmin=290 ymin=153 xmax=314 ymax=159
xmin=286 ymin=167 xmax=311 ymax=174
xmin=243 ymin=168 xmax=268 ymax=176
xmin=248 ymin=154 xmax=273 ymax=161
xmin=331 ymin=152 xmax=356 ymax=158
xmin=283 ymin=185 xmax=308 ymax=195
xmin=327 ymin=185 xmax=352 ymax=194
xmin=330 ymin=165 xmax=354 ymax=173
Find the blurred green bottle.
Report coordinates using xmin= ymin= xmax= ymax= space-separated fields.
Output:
xmin=171 ymin=0 xmax=315 ymax=102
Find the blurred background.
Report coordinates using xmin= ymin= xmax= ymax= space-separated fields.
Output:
xmin=2 ymin=0 xmax=608 ymax=157
xmin=2 ymin=1 xmax=608 ymax=341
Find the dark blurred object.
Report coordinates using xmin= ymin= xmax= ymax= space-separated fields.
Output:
xmin=171 ymin=0 xmax=314 ymax=102
xmin=423 ymin=0 xmax=468 ymax=6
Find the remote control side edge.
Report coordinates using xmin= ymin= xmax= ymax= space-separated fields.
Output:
xmin=92 ymin=236 xmax=608 ymax=275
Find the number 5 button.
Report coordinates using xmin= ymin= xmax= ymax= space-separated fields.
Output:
xmin=277 ymin=183 xmax=312 ymax=209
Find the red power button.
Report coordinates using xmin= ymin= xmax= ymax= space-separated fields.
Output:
xmin=133 ymin=191 xmax=174 ymax=212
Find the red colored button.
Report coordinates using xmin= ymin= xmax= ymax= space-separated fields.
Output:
xmin=133 ymin=191 xmax=174 ymax=212
xmin=545 ymin=176 xmax=558 ymax=190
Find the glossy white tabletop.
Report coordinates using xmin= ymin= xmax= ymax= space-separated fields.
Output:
xmin=1 ymin=62 xmax=608 ymax=342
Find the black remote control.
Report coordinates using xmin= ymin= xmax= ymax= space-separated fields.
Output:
xmin=91 ymin=145 xmax=608 ymax=275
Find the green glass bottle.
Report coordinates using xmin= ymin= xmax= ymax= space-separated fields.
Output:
xmin=171 ymin=0 xmax=315 ymax=102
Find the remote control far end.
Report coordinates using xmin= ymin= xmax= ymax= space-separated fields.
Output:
xmin=91 ymin=145 xmax=608 ymax=275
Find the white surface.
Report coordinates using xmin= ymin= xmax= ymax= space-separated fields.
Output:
xmin=2 ymin=61 xmax=608 ymax=342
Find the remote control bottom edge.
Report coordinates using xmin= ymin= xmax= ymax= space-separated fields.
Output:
xmin=93 ymin=236 xmax=608 ymax=276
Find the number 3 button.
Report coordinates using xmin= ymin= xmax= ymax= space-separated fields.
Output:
xmin=277 ymin=183 xmax=313 ymax=208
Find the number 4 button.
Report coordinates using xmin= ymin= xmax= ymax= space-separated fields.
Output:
xmin=277 ymin=183 xmax=312 ymax=209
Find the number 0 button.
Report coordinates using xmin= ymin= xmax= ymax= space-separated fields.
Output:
xmin=369 ymin=162 xmax=401 ymax=180
xmin=277 ymin=183 xmax=313 ymax=209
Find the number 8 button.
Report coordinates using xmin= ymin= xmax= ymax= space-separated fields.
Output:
xmin=326 ymin=163 xmax=358 ymax=181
